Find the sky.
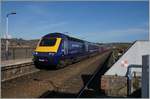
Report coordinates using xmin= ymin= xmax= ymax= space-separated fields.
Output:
xmin=1 ymin=1 xmax=149 ymax=43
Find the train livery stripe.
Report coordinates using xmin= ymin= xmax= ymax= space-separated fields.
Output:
xmin=35 ymin=38 xmax=62 ymax=53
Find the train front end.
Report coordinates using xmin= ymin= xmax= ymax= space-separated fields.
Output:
xmin=33 ymin=34 xmax=62 ymax=67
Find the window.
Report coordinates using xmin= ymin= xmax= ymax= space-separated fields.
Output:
xmin=39 ymin=38 xmax=56 ymax=46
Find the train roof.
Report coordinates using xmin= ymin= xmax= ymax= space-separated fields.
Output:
xmin=43 ymin=32 xmax=68 ymax=38
xmin=43 ymin=32 xmax=84 ymax=42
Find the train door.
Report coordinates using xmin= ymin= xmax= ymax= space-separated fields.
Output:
xmin=84 ymin=42 xmax=89 ymax=52
xmin=63 ymin=38 xmax=68 ymax=55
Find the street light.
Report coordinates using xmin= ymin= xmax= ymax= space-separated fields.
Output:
xmin=5 ymin=12 xmax=16 ymax=60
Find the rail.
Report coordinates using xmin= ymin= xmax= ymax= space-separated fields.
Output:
xmin=77 ymin=51 xmax=112 ymax=97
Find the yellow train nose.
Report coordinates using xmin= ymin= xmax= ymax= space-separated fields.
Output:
xmin=35 ymin=38 xmax=62 ymax=53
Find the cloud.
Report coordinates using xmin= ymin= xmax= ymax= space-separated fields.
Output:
xmin=80 ymin=26 xmax=148 ymax=42
xmin=35 ymin=21 xmax=68 ymax=32
xmin=3 ymin=34 xmax=12 ymax=39
xmin=88 ymin=27 xmax=148 ymax=37
xmin=25 ymin=4 xmax=48 ymax=15
xmin=109 ymin=28 xmax=148 ymax=36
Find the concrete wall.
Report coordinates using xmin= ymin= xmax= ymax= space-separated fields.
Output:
xmin=100 ymin=75 xmax=141 ymax=97
xmin=101 ymin=75 xmax=127 ymax=97
xmin=105 ymin=41 xmax=150 ymax=76
xmin=1 ymin=62 xmax=39 ymax=81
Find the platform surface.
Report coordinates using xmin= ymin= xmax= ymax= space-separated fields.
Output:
xmin=1 ymin=58 xmax=32 ymax=67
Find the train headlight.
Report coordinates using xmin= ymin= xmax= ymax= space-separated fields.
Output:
xmin=33 ymin=52 xmax=38 ymax=55
xmin=48 ymin=52 xmax=55 ymax=56
xmin=35 ymin=52 xmax=38 ymax=55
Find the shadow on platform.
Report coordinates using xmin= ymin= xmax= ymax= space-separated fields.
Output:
xmin=40 ymin=52 xmax=113 ymax=98
xmin=39 ymin=90 xmax=77 ymax=98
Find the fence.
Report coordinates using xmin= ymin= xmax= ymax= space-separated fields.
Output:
xmin=1 ymin=47 xmax=35 ymax=61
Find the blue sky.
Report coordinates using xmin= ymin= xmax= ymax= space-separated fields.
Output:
xmin=1 ymin=1 xmax=149 ymax=43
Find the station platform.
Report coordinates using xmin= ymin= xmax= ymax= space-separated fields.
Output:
xmin=1 ymin=58 xmax=32 ymax=67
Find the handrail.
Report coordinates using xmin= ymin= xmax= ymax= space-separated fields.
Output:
xmin=126 ymin=65 xmax=141 ymax=96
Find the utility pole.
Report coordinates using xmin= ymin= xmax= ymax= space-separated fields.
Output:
xmin=5 ymin=12 xmax=16 ymax=60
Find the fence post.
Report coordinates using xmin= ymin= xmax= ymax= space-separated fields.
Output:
xmin=25 ymin=48 xmax=27 ymax=58
xmin=13 ymin=48 xmax=15 ymax=60
xmin=142 ymin=55 xmax=149 ymax=98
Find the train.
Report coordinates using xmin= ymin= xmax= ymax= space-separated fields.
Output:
xmin=33 ymin=32 xmax=107 ymax=68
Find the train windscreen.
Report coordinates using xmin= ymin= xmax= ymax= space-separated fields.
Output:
xmin=39 ymin=38 xmax=56 ymax=46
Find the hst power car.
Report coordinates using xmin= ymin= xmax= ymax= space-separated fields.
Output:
xmin=33 ymin=33 xmax=105 ymax=68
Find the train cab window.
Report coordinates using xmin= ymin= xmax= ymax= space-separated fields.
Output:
xmin=39 ymin=38 xmax=56 ymax=46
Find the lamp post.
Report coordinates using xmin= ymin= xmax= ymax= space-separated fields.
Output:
xmin=5 ymin=12 xmax=16 ymax=60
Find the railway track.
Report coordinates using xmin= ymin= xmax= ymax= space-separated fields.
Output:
xmin=42 ymin=51 xmax=113 ymax=98
xmin=77 ymin=47 xmax=130 ymax=98
xmin=2 ymin=51 xmax=111 ymax=98
xmin=77 ymin=52 xmax=113 ymax=98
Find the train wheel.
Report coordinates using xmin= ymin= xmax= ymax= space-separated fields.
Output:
xmin=67 ymin=59 xmax=72 ymax=65
xmin=34 ymin=62 xmax=42 ymax=69
xmin=56 ymin=60 xmax=67 ymax=69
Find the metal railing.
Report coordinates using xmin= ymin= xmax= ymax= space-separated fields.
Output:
xmin=126 ymin=65 xmax=141 ymax=96
xmin=1 ymin=47 xmax=35 ymax=61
